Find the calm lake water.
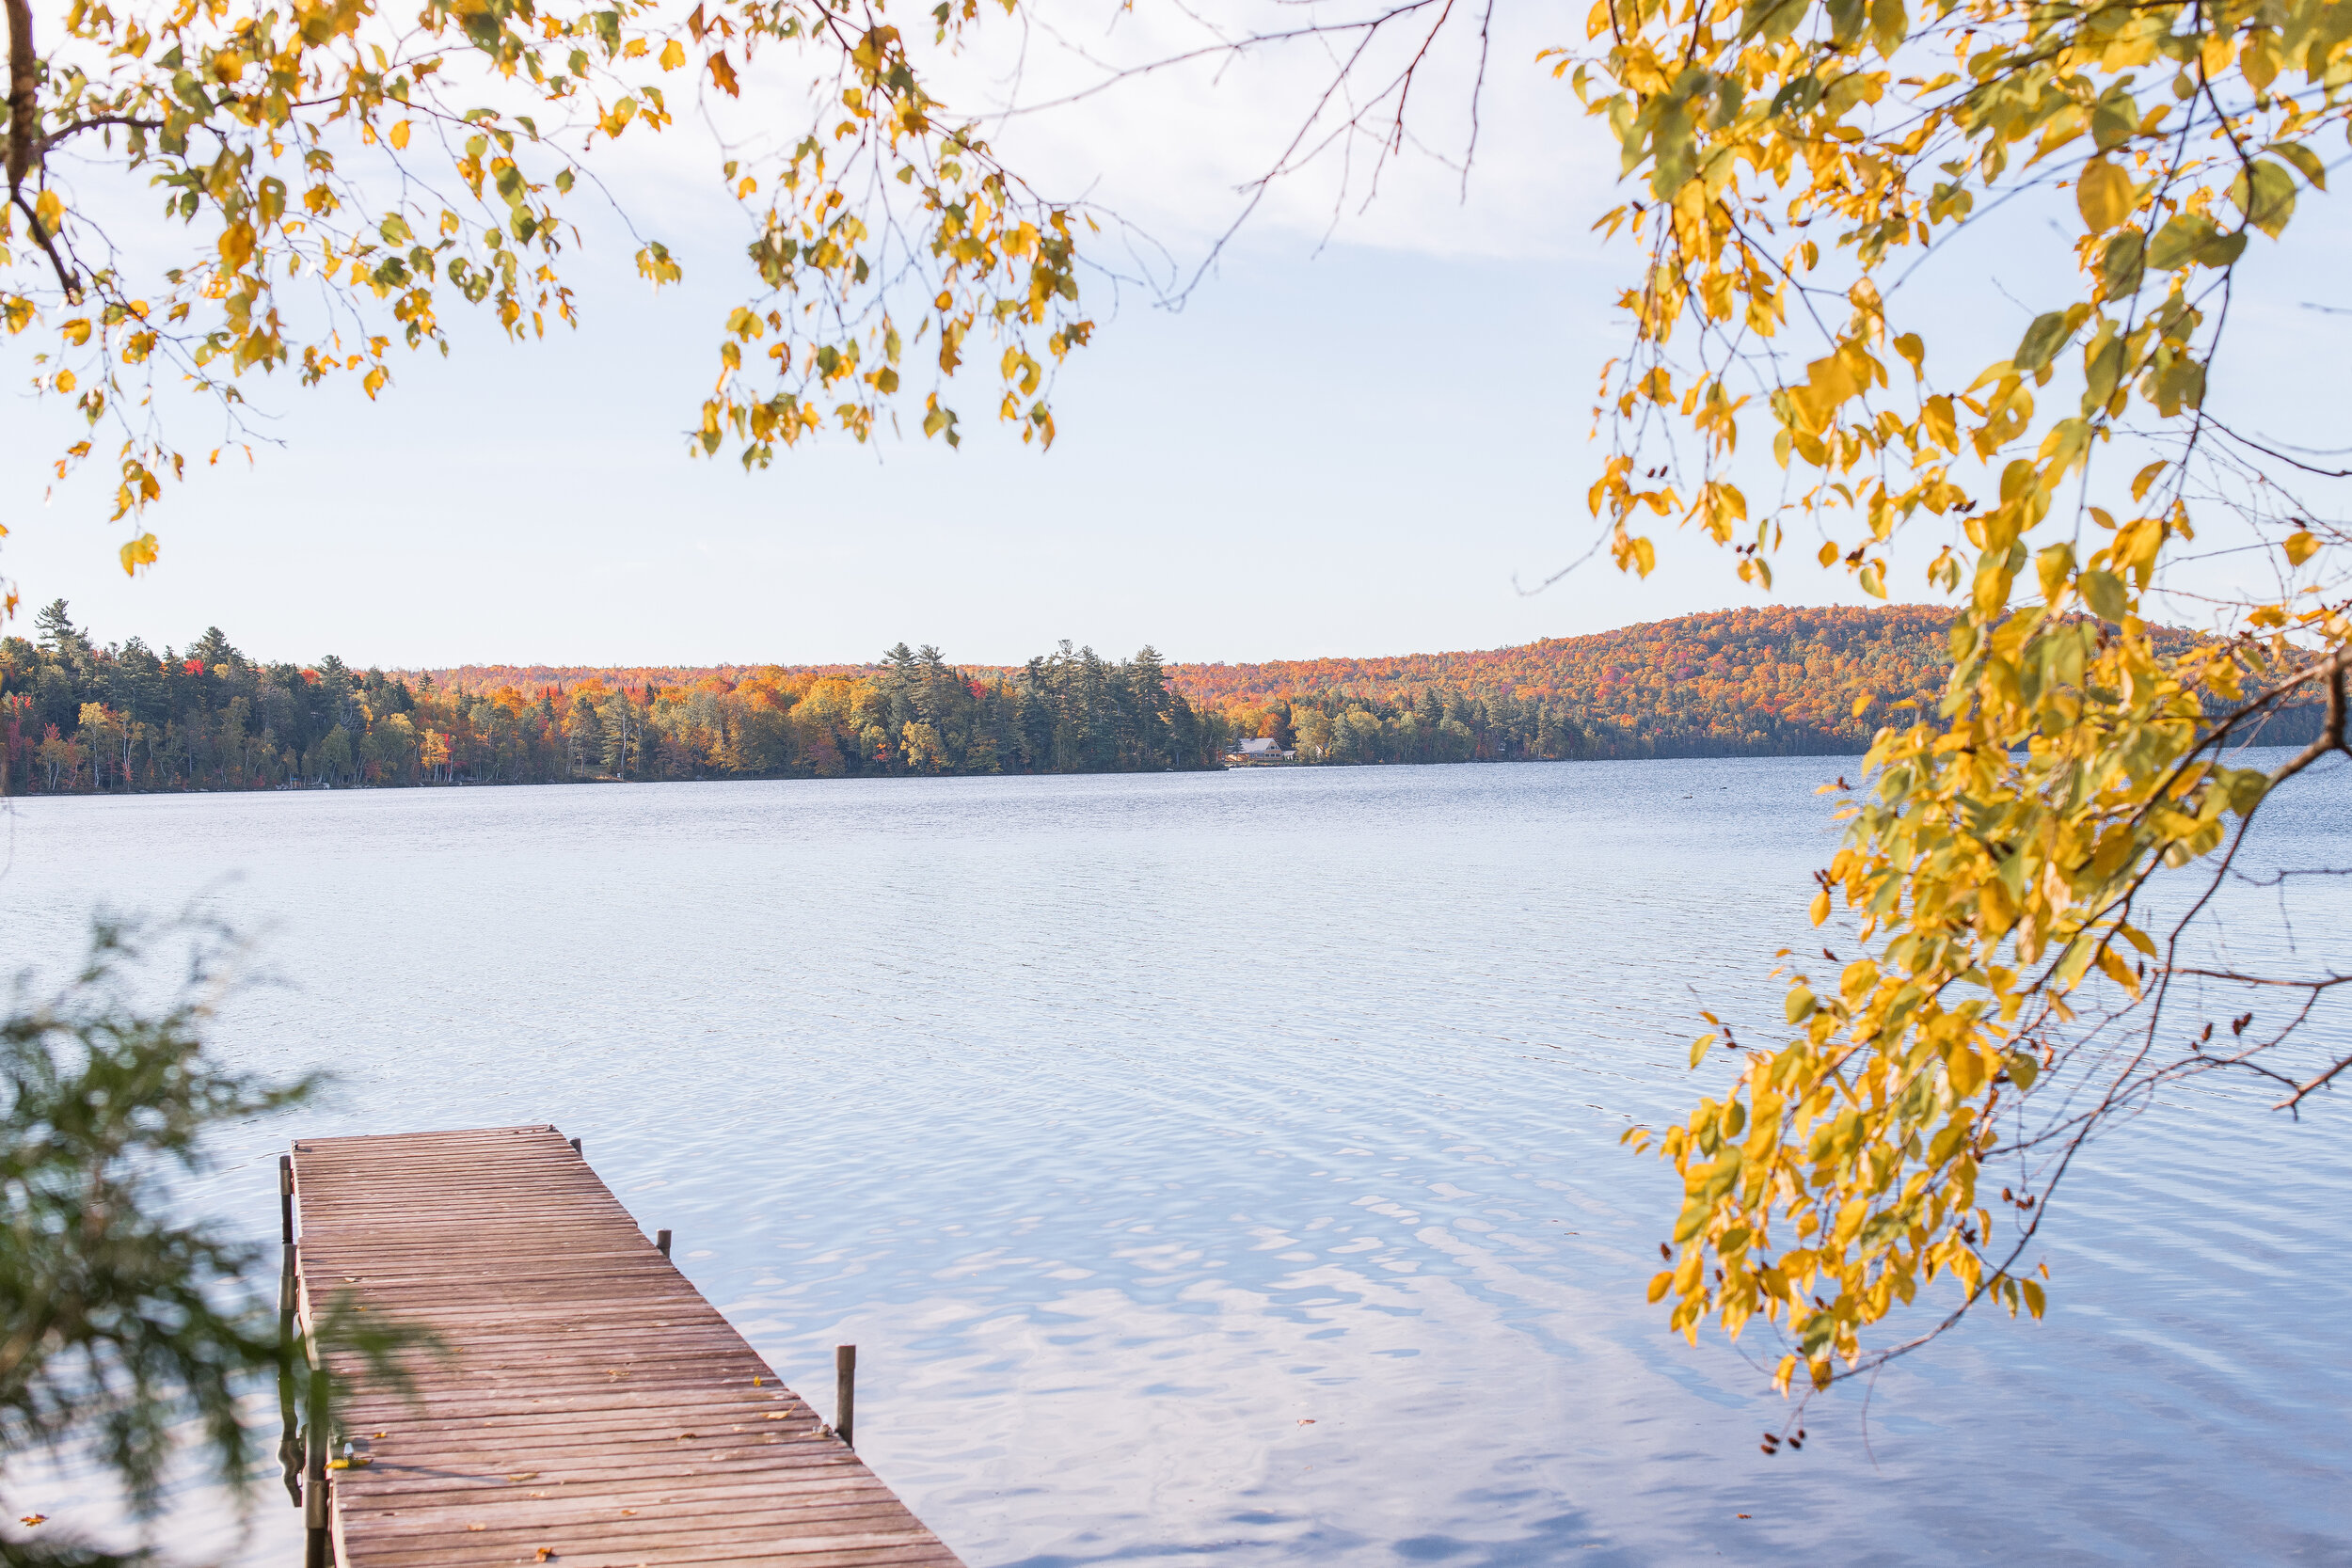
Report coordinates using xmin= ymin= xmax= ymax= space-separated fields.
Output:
xmin=5 ymin=756 xmax=2349 ymax=1566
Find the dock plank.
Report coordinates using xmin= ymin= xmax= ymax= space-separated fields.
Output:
xmin=292 ymin=1125 xmax=964 ymax=1568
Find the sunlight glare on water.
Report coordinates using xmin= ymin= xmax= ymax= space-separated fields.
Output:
xmin=5 ymin=755 xmax=2348 ymax=1565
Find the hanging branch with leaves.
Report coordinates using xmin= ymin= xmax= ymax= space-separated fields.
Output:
xmin=0 ymin=0 xmax=1092 ymax=594
xmin=1559 ymin=0 xmax=2352 ymax=1402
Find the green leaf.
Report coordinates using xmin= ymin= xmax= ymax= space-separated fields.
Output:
xmin=2267 ymin=140 xmax=2327 ymax=192
xmin=2230 ymin=159 xmax=2296 ymax=238
xmin=2097 ymin=230 xmax=2144 ymax=298
xmin=2144 ymin=213 xmax=2211 ymax=271
xmin=1739 ymin=0 xmax=1807 ymax=39
xmin=2089 ymin=93 xmax=2136 ymax=151
xmin=2013 ymin=310 xmax=2074 ymax=373
xmin=2078 ymin=568 xmax=2127 ymax=622
xmin=2079 ymin=324 xmax=2125 ymax=414
xmin=2192 ymin=226 xmax=2246 ymax=268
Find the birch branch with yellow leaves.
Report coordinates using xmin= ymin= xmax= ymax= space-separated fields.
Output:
xmin=1564 ymin=0 xmax=2352 ymax=1408
xmin=0 ymin=0 xmax=1092 ymax=600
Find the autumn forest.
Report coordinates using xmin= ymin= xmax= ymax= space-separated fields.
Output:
xmin=1 ymin=603 xmax=2280 ymax=794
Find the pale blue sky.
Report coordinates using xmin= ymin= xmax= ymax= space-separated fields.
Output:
xmin=3 ymin=4 xmax=2342 ymax=669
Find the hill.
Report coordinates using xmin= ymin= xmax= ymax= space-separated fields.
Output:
xmin=409 ymin=604 xmax=1963 ymax=760
xmin=1167 ymin=604 xmax=1958 ymax=757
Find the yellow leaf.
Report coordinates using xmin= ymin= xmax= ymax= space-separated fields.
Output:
xmin=118 ymin=531 xmax=160 ymax=575
xmin=390 ymin=120 xmax=412 ymax=150
xmin=2075 ymin=159 xmax=2133 ymax=232
xmin=708 ymin=52 xmax=739 ymax=97
xmin=61 ymin=318 xmax=90 ymax=346
xmin=362 ymin=364 xmax=389 ymax=400
xmin=1850 ymin=694 xmax=1870 ymax=717
xmin=660 ymin=39 xmax=685 ymax=70
xmin=2284 ymin=531 xmax=2318 ymax=566
xmin=1923 ymin=395 xmax=1957 ymax=452
xmin=34 ymin=189 xmax=62 ymax=233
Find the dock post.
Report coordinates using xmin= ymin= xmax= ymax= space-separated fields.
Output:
xmin=279 ymin=1154 xmax=294 ymax=1244
xmin=278 ymin=1244 xmax=301 ymax=1505
xmin=304 ymin=1361 xmax=330 ymax=1567
xmin=836 ymin=1344 xmax=856 ymax=1449
xmin=568 ymin=1136 xmax=581 ymax=1155
xmin=657 ymin=1228 xmax=672 ymax=1257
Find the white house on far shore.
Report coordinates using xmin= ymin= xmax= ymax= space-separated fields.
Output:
xmin=1230 ymin=737 xmax=1294 ymax=762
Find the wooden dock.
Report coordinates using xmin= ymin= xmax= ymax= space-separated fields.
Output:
xmin=286 ymin=1125 xmax=963 ymax=1568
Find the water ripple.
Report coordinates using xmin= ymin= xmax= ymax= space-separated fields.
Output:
xmin=3 ymin=755 xmax=2345 ymax=1564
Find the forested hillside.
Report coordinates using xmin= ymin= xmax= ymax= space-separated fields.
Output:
xmin=8 ymin=601 xmax=2274 ymax=795
xmin=0 ymin=613 xmax=1228 ymax=790
xmin=1180 ymin=606 xmax=1958 ymax=758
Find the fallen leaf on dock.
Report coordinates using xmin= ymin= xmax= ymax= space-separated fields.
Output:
xmin=507 ymin=1473 xmax=539 ymax=1482
xmin=535 ymin=1547 xmax=556 ymax=1561
xmin=675 ymin=1433 xmax=696 ymax=1440
xmin=465 ymin=1524 xmax=485 ymax=1532
xmin=763 ymin=1414 xmax=787 ymax=1420
xmin=1297 ymin=1419 xmax=1315 ymax=1426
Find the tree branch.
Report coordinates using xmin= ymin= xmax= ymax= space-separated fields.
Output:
xmin=3 ymin=0 xmax=78 ymax=299
xmin=2272 ymin=647 xmax=2350 ymax=787
xmin=2274 ymin=1050 xmax=2352 ymax=1114
xmin=4 ymin=0 xmax=32 ymax=192
xmin=11 ymin=187 xmax=76 ymax=297
xmin=39 ymin=112 xmax=165 ymax=152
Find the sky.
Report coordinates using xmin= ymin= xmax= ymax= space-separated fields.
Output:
xmin=3 ymin=0 xmax=2344 ymax=670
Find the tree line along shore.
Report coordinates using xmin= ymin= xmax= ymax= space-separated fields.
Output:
xmin=6 ymin=601 xmax=2259 ymax=795
xmin=5 ymin=606 xmax=1597 ymax=791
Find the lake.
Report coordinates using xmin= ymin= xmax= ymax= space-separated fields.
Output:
xmin=6 ymin=756 xmax=2349 ymax=1565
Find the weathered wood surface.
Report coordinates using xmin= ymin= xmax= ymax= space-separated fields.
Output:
xmin=291 ymin=1125 xmax=964 ymax=1568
